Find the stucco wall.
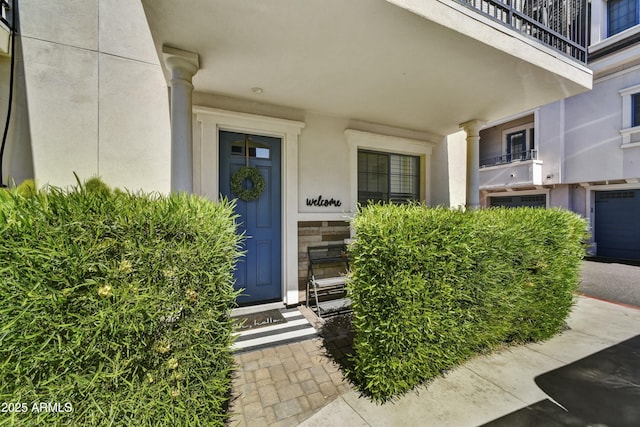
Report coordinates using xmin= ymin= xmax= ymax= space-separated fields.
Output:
xmin=564 ymin=69 xmax=640 ymax=183
xmin=0 ymin=42 xmax=33 ymax=186
xmin=298 ymin=114 xmax=351 ymax=213
xmin=537 ymin=102 xmax=563 ymax=186
xmin=570 ymin=185 xmax=587 ymax=217
xmin=192 ymin=93 xmax=443 ymax=213
xmin=431 ymin=131 xmax=466 ymax=208
xmin=548 ymin=184 xmax=570 ymax=209
xmin=17 ymin=0 xmax=171 ymax=192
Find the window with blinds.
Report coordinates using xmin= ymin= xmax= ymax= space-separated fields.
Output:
xmin=358 ymin=150 xmax=420 ymax=204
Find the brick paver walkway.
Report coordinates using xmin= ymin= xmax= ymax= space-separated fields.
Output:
xmin=229 ymin=337 xmax=351 ymax=426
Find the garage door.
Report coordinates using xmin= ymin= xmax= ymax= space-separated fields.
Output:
xmin=489 ymin=194 xmax=547 ymax=208
xmin=595 ymin=190 xmax=640 ymax=260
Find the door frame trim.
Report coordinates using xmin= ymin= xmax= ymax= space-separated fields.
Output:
xmin=193 ymin=106 xmax=305 ymax=305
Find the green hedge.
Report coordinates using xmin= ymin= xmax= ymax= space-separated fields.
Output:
xmin=348 ymin=204 xmax=588 ymax=401
xmin=0 ymin=179 xmax=243 ymax=426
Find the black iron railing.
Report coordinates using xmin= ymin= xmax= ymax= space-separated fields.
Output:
xmin=480 ymin=149 xmax=538 ymax=167
xmin=1 ymin=0 xmax=12 ymax=30
xmin=455 ymin=0 xmax=588 ymax=63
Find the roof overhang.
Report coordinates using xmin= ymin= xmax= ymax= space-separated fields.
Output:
xmin=142 ymin=0 xmax=592 ymax=136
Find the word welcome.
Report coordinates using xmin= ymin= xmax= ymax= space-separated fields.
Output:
xmin=306 ymin=195 xmax=342 ymax=207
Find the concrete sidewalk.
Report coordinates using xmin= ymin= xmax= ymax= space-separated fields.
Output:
xmin=300 ymin=296 xmax=640 ymax=427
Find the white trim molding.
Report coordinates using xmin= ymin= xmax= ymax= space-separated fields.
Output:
xmin=585 ymin=182 xmax=640 ymax=252
xmin=344 ymin=129 xmax=435 ymax=211
xmin=501 ymin=122 xmax=535 ymax=157
xmin=484 ymin=188 xmax=550 ymax=208
xmin=619 ymin=83 xmax=640 ymax=145
xmin=193 ymin=106 xmax=305 ymax=305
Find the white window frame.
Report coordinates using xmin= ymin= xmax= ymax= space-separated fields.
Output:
xmin=607 ymin=0 xmax=640 ymax=37
xmin=619 ymin=83 xmax=640 ymax=148
xmin=357 ymin=149 xmax=421 ymax=205
xmin=591 ymin=0 xmax=640 ymax=48
xmin=501 ymin=122 xmax=535 ymax=161
xmin=345 ymin=130 xmax=434 ymax=211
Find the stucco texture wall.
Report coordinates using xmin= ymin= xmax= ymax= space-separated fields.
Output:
xmin=431 ymin=131 xmax=466 ymax=208
xmin=16 ymin=0 xmax=171 ymax=192
xmin=1 ymin=42 xmax=33 ymax=186
xmin=298 ymin=113 xmax=351 ymax=213
xmin=564 ymin=72 xmax=634 ymax=183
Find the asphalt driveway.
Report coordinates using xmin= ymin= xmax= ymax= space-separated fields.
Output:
xmin=580 ymin=259 xmax=640 ymax=307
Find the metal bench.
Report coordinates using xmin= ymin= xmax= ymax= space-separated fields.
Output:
xmin=306 ymin=244 xmax=350 ymax=318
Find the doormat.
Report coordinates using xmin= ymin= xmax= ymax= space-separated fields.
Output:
xmin=233 ymin=309 xmax=287 ymax=332
xmin=232 ymin=308 xmax=318 ymax=353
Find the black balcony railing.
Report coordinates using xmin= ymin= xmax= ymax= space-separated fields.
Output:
xmin=480 ymin=149 xmax=538 ymax=167
xmin=455 ymin=0 xmax=588 ymax=63
xmin=1 ymin=0 xmax=12 ymax=30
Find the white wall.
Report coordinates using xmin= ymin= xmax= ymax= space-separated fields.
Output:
xmin=548 ymin=185 xmax=570 ymax=209
xmin=0 ymin=41 xmax=33 ymax=186
xmin=570 ymin=185 xmax=587 ymax=217
xmin=193 ymin=92 xmax=446 ymax=212
xmin=16 ymin=0 xmax=171 ymax=192
xmin=564 ymin=69 xmax=640 ymax=183
xmin=298 ymin=113 xmax=351 ymax=213
xmin=537 ymin=102 xmax=563 ymax=185
xmin=432 ymin=131 xmax=466 ymax=208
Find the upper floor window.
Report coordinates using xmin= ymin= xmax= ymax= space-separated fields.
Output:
xmin=633 ymin=93 xmax=640 ymax=127
xmin=618 ymin=84 xmax=640 ymax=145
xmin=503 ymin=123 xmax=535 ymax=163
xmin=608 ymin=0 xmax=639 ymax=36
xmin=358 ymin=150 xmax=420 ymax=205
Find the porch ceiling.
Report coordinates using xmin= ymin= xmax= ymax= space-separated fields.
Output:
xmin=142 ymin=0 xmax=591 ymax=136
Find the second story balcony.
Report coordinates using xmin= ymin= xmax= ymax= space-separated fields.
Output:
xmin=480 ymin=154 xmax=544 ymax=188
xmin=481 ymin=148 xmax=538 ymax=167
xmin=456 ymin=0 xmax=588 ymax=63
xmin=478 ymin=116 xmax=546 ymax=188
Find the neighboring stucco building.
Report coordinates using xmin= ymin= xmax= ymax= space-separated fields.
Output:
xmin=479 ymin=0 xmax=640 ymax=260
xmin=1 ymin=0 xmax=592 ymax=306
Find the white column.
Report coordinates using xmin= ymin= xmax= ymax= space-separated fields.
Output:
xmin=162 ymin=46 xmax=199 ymax=193
xmin=460 ymin=120 xmax=485 ymax=209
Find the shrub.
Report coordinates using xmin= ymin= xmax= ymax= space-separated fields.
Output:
xmin=348 ymin=204 xmax=588 ymax=401
xmin=0 ymin=179 xmax=243 ymax=426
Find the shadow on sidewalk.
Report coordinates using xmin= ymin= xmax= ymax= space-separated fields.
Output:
xmin=482 ymin=334 xmax=640 ymax=427
xmin=318 ymin=313 xmax=356 ymax=382
xmin=584 ymin=256 xmax=640 ymax=267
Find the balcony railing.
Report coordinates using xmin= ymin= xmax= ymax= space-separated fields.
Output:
xmin=1 ymin=0 xmax=12 ymax=30
xmin=455 ymin=0 xmax=588 ymax=63
xmin=480 ymin=149 xmax=538 ymax=167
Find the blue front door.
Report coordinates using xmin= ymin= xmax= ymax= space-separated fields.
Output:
xmin=219 ymin=131 xmax=282 ymax=305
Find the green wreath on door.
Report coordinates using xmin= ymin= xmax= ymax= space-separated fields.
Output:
xmin=230 ymin=166 xmax=265 ymax=201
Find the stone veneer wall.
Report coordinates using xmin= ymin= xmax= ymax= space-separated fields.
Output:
xmin=298 ymin=221 xmax=351 ymax=302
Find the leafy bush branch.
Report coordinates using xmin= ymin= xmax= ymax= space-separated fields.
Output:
xmin=0 ymin=178 xmax=243 ymax=426
xmin=348 ymin=204 xmax=588 ymax=402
